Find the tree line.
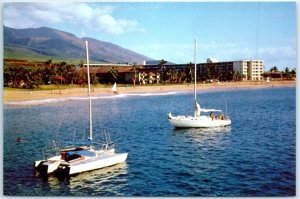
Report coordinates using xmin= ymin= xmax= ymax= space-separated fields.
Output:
xmin=267 ymin=66 xmax=296 ymax=80
xmin=5 ymin=60 xmax=76 ymax=88
xmin=4 ymin=59 xmax=296 ymax=89
xmin=4 ymin=59 xmax=123 ymax=89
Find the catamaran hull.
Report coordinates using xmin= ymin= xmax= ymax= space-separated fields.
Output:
xmin=35 ymin=155 xmax=62 ymax=175
xmin=168 ymin=115 xmax=231 ymax=128
xmin=58 ymin=153 xmax=128 ymax=175
xmin=41 ymin=161 xmax=61 ymax=174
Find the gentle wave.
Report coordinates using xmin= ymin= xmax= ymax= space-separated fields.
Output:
xmin=4 ymin=92 xmax=177 ymax=106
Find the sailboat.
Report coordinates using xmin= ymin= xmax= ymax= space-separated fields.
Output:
xmin=112 ymin=82 xmax=118 ymax=94
xmin=34 ymin=41 xmax=128 ymax=175
xmin=168 ymin=39 xmax=231 ymax=128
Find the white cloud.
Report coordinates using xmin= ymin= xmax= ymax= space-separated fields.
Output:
xmin=96 ymin=14 xmax=123 ymax=35
xmin=80 ymin=31 xmax=86 ymax=38
xmin=257 ymin=46 xmax=296 ymax=69
xmin=258 ymin=47 xmax=295 ymax=60
xmin=132 ymin=43 xmax=194 ymax=63
xmin=195 ymin=41 xmax=296 ymax=69
xmin=3 ymin=2 xmax=145 ymax=35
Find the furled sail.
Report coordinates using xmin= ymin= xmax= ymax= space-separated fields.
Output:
xmin=195 ymin=101 xmax=201 ymax=117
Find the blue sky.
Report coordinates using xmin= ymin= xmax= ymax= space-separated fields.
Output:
xmin=3 ymin=2 xmax=296 ymax=70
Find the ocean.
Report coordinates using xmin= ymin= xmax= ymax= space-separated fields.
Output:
xmin=3 ymin=86 xmax=296 ymax=196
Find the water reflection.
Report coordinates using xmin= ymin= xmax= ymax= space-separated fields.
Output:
xmin=67 ymin=163 xmax=128 ymax=196
xmin=38 ymin=163 xmax=128 ymax=196
xmin=173 ymin=126 xmax=231 ymax=134
xmin=173 ymin=126 xmax=231 ymax=141
xmin=172 ymin=126 xmax=232 ymax=154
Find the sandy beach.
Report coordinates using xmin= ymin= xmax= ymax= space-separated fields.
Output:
xmin=3 ymin=80 xmax=296 ymax=103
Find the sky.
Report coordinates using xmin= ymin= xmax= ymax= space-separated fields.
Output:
xmin=2 ymin=1 xmax=297 ymax=71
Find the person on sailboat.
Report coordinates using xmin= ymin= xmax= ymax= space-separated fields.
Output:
xmin=209 ymin=112 xmax=214 ymax=120
xmin=86 ymin=138 xmax=92 ymax=147
xmin=219 ymin=113 xmax=225 ymax=120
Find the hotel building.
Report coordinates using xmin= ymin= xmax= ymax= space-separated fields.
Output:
xmin=233 ymin=60 xmax=264 ymax=81
xmin=145 ymin=59 xmax=265 ymax=81
xmin=78 ymin=58 xmax=265 ymax=84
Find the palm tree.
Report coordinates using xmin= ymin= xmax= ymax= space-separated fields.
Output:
xmin=166 ymin=69 xmax=178 ymax=83
xmin=9 ymin=66 xmax=26 ymax=88
xmin=4 ymin=65 xmax=11 ymax=87
xmin=57 ymin=61 xmax=67 ymax=84
xmin=75 ymin=61 xmax=87 ymax=86
xmin=158 ymin=59 xmax=167 ymax=83
xmin=270 ymin=66 xmax=278 ymax=73
xmin=173 ymin=69 xmax=179 ymax=83
xmin=108 ymin=66 xmax=118 ymax=83
xmin=225 ymin=71 xmax=234 ymax=81
xmin=177 ymin=70 xmax=186 ymax=83
xmin=203 ymin=63 xmax=214 ymax=82
xmin=24 ymin=68 xmax=42 ymax=89
xmin=42 ymin=67 xmax=53 ymax=85
xmin=45 ymin=59 xmax=52 ymax=66
xmin=91 ymin=72 xmax=99 ymax=84
xmin=284 ymin=67 xmax=290 ymax=73
xmin=291 ymin=67 xmax=296 ymax=78
xmin=65 ymin=64 xmax=76 ymax=84
xmin=131 ymin=64 xmax=138 ymax=86
xmin=232 ymin=71 xmax=244 ymax=81
xmin=184 ymin=62 xmax=194 ymax=83
xmin=284 ymin=67 xmax=292 ymax=79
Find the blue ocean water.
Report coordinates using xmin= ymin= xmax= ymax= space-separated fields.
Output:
xmin=3 ymin=86 xmax=296 ymax=196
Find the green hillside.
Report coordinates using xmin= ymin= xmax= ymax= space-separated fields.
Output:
xmin=4 ymin=26 xmax=153 ymax=64
xmin=4 ymin=46 xmax=82 ymax=63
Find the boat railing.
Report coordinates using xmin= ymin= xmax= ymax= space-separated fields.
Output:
xmin=40 ymin=140 xmax=60 ymax=160
xmin=101 ymin=141 xmax=115 ymax=151
xmin=42 ymin=147 xmax=60 ymax=160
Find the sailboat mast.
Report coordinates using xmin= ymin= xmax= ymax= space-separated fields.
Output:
xmin=194 ymin=38 xmax=197 ymax=117
xmin=194 ymin=38 xmax=197 ymax=101
xmin=85 ymin=41 xmax=93 ymax=141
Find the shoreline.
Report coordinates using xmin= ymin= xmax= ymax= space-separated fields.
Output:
xmin=3 ymin=80 xmax=296 ymax=105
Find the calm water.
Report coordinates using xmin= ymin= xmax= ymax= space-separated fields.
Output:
xmin=3 ymin=87 xmax=296 ymax=196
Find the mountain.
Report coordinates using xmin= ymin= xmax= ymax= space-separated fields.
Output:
xmin=4 ymin=26 xmax=153 ymax=64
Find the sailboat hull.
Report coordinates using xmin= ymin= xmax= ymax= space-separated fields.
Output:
xmin=168 ymin=115 xmax=231 ymax=128
xmin=58 ymin=152 xmax=128 ymax=175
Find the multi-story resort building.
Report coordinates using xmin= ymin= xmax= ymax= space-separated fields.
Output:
xmin=77 ymin=58 xmax=265 ymax=84
xmin=143 ymin=59 xmax=264 ymax=81
xmin=232 ymin=60 xmax=264 ymax=81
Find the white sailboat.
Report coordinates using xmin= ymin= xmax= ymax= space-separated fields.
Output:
xmin=168 ymin=39 xmax=231 ymax=128
xmin=35 ymin=41 xmax=128 ymax=175
xmin=112 ymin=82 xmax=118 ymax=94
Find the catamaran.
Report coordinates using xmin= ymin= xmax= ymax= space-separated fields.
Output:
xmin=168 ymin=39 xmax=231 ymax=128
xmin=34 ymin=41 xmax=128 ymax=175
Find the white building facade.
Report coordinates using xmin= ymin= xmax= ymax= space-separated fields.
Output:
xmin=233 ymin=60 xmax=264 ymax=81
